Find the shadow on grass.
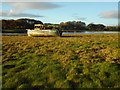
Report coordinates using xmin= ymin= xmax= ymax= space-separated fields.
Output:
xmin=61 ymin=35 xmax=83 ymax=37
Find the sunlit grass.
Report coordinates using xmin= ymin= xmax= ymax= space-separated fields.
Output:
xmin=2 ymin=34 xmax=120 ymax=88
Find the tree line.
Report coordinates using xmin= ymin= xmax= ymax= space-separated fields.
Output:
xmin=1 ymin=18 xmax=119 ymax=33
xmin=60 ymin=21 xmax=119 ymax=31
xmin=1 ymin=18 xmax=43 ymax=29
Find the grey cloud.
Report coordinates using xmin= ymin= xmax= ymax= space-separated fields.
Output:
xmin=73 ymin=13 xmax=87 ymax=21
xmin=0 ymin=10 xmax=44 ymax=18
xmin=10 ymin=13 xmax=44 ymax=18
xmin=4 ymin=2 xmax=61 ymax=10
xmin=99 ymin=10 xmax=118 ymax=19
xmin=1 ymin=2 xmax=61 ymax=18
xmin=75 ymin=17 xmax=87 ymax=21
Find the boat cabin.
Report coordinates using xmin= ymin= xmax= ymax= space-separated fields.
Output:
xmin=34 ymin=24 xmax=45 ymax=30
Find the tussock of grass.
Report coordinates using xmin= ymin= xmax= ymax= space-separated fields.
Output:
xmin=2 ymin=34 xmax=120 ymax=88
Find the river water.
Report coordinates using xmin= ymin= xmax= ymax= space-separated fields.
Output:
xmin=2 ymin=31 xmax=119 ymax=36
xmin=2 ymin=33 xmax=27 ymax=36
xmin=62 ymin=31 xmax=119 ymax=34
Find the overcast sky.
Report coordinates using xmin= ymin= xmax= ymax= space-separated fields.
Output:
xmin=1 ymin=2 xmax=118 ymax=26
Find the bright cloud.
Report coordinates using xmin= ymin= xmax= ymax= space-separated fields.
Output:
xmin=2 ymin=0 xmax=119 ymax=2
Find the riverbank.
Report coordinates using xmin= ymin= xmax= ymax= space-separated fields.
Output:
xmin=2 ymin=29 xmax=27 ymax=33
xmin=2 ymin=34 xmax=120 ymax=88
xmin=2 ymin=31 xmax=120 ymax=36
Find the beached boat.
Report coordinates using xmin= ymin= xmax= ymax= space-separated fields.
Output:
xmin=27 ymin=24 xmax=62 ymax=36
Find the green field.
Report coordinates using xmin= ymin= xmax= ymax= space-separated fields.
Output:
xmin=2 ymin=34 xmax=120 ymax=89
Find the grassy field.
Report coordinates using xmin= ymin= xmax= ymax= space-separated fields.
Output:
xmin=2 ymin=34 xmax=120 ymax=89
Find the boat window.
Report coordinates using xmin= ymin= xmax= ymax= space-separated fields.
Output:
xmin=34 ymin=25 xmax=44 ymax=30
xmin=35 ymin=26 xmax=40 ymax=28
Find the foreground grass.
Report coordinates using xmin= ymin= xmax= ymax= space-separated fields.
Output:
xmin=2 ymin=34 xmax=120 ymax=89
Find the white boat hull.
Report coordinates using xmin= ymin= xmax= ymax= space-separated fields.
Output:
xmin=27 ymin=29 xmax=62 ymax=36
